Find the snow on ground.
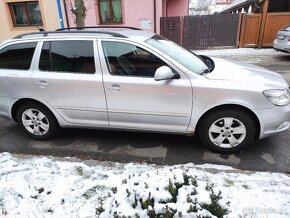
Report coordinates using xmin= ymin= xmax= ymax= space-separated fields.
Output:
xmin=0 ymin=152 xmax=289 ymax=218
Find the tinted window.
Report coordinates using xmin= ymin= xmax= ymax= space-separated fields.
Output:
xmin=102 ymin=41 xmax=166 ymax=77
xmin=39 ymin=41 xmax=95 ymax=74
xmin=0 ymin=42 xmax=37 ymax=70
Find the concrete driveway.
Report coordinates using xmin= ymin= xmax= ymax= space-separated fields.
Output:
xmin=0 ymin=48 xmax=289 ymax=173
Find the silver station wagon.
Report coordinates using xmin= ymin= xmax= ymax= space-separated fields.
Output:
xmin=0 ymin=27 xmax=290 ymax=153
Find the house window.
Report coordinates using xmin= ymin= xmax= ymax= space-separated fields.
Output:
xmin=9 ymin=1 xmax=43 ymax=27
xmin=98 ymin=0 xmax=123 ymax=24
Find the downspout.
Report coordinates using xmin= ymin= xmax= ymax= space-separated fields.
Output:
xmin=63 ymin=0 xmax=70 ymax=28
xmin=154 ymin=0 xmax=156 ymax=33
xmin=56 ymin=0 xmax=65 ymax=29
xmin=166 ymin=0 xmax=168 ymax=17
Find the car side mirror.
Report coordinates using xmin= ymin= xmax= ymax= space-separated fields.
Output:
xmin=154 ymin=66 xmax=178 ymax=81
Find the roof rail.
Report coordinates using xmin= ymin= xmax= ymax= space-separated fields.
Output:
xmin=55 ymin=26 xmax=141 ymax=31
xmin=13 ymin=30 xmax=128 ymax=39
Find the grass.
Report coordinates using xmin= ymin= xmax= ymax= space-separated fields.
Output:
xmin=224 ymin=178 xmax=234 ymax=187
xmin=75 ymin=166 xmax=84 ymax=176
xmin=89 ymin=170 xmax=230 ymax=217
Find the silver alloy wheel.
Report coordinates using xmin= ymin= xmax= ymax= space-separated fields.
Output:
xmin=21 ymin=109 xmax=49 ymax=136
xmin=209 ymin=117 xmax=246 ymax=148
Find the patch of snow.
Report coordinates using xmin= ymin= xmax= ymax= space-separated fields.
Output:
xmin=0 ymin=152 xmax=289 ymax=217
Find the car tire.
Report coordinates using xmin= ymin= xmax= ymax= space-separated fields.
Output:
xmin=199 ymin=109 xmax=256 ymax=153
xmin=17 ymin=102 xmax=60 ymax=140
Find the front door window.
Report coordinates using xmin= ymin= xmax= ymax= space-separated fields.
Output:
xmin=102 ymin=41 xmax=166 ymax=77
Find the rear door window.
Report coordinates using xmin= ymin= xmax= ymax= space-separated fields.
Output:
xmin=39 ymin=40 xmax=95 ymax=74
xmin=0 ymin=42 xmax=37 ymax=70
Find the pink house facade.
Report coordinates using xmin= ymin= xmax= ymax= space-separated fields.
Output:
xmin=65 ymin=0 xmax=188 ymax=34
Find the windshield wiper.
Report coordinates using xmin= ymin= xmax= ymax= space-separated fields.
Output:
xmin=201 ymin=67 xmax=211 ymax=75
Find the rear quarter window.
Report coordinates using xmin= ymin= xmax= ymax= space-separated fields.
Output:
xmin=0 ymin=42 xmax=37 ymax=70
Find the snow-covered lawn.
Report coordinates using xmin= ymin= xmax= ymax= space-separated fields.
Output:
xmin=0 ymin=152 xmax=289 ymax=218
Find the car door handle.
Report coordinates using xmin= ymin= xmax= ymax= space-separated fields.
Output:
xmin=36 ymin=80 xmax=49 ymax=88
xmin=108 ymin=84 xmax=122 ymax=92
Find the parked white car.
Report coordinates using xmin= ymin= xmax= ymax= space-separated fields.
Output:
xmin=0 ymin=27 xmax=290 ymax=153
xmin=273 ymin=24 xmax=290 ymax=53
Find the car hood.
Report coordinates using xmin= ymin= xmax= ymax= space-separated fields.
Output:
xmin=204 ymin=57 xmax=288 ymax=88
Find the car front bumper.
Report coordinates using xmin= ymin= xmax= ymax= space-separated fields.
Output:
xmin=254 ymin=103 xmax=290 ymax=139
xmin=273 ymin=39 xmax=290 ymax=53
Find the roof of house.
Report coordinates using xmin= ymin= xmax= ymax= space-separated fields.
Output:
xmin=221 ymin=0 xmax=263 ymax=13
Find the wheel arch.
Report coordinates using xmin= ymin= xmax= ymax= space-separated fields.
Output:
xmin=196 ymin=104 xmax=261 ymax=139
xmin=11 ymin=98 xmax=56 ymax=123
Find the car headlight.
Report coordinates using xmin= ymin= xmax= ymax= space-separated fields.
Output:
xmin=263 ymin=89 xmax=290 ymax=106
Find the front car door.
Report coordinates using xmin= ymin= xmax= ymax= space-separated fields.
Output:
xmin=99 ymin=40 xmax=192 ymax=133
xmin=31 ymin=39 xmax=108 ymax=126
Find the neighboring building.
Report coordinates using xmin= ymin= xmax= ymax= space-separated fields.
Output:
xmin=0 ymin=0 xmax=188 ymax=43
xmin=215 ymin=0 xmax=234 ymax=12
xmin=0 ymin=0 xmax=67 ymax=43
xmin=189 ymin=0 xmax=234 ymax=15
xmin=65 ymin=0 xmax=188 ymax=34
xmin=222 ymin=0 xmax=290 ymax=13
xmin=222 ymin=0 xmax=290 ymax=48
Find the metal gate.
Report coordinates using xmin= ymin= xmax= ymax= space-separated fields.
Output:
xmin=182 ymin=14 xmax=240 ymax=49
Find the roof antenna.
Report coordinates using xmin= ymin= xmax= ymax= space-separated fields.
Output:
xmin=35 ymin=25 xmax=45 ymax=32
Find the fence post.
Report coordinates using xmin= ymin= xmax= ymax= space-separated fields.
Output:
xmin=180 ymin=16 xmax=184 ymax=46
xmin=236 ymin=13 xmax=243 ymax=48
xmin=239 ymin=13 xmax=247 ymax=48
xmin=258 ymin=0 xmax=269 ymax=48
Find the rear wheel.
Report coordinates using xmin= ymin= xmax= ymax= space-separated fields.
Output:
xmin=199 ymin=109 xmax=256 ymax=153
xmin=17 ymin=102 xmax=59 ymax=140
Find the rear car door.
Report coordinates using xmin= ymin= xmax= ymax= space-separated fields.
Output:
xmin=31 ymin=39 xmax=108 ymax=126
xmin=0 ymin=41 xmax=37 ymax=118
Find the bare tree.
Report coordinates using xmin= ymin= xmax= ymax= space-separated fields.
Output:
xmin=190 ymin=0 xmax=213 ymax=15
xmin=66 ymin=0 xmax=94 ymax=27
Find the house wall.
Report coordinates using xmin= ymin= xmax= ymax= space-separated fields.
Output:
xmin=66 ymin=0 xmax=188 ymax=34
xmin=67 ymin=0 xmax=164 ymax=33
xmin=167 ymin=0 xmax=188 ymax=16
xmin=0 ymin=0 xmax=67 ymax=43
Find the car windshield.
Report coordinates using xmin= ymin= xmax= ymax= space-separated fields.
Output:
xmin=145 ymin=35 xmax=208 ymax=75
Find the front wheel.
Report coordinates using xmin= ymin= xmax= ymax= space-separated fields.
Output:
xmin=199 ymin=109 xmax=256 ymax=153
xmin=17 ymin=102 xmax=60 ymax=140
